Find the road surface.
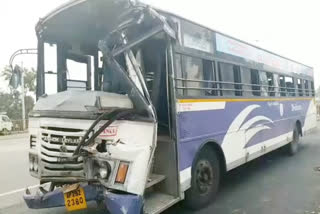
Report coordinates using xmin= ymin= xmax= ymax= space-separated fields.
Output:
xmin=1 ymin=127 xmax=320 ymax=214
xmin=0 ymin=134 xmax=38 ymax=194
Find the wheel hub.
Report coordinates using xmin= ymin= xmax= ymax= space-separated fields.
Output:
xmin=196 ymin=160 xmax=214 ymax=194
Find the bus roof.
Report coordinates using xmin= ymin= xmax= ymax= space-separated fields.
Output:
xmin=38 ymin=0 xmax=313 ymax=78
xmin=156 ymin=9 xmax=314 ymax=78
xmin=155 ymin=8 xmax=313 ymax=69
xmin=37 ymin=0 xmax=88 ymax=26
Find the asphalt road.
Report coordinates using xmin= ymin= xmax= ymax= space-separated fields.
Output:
xmin=0 ymin=134 xmax=38 ymax=194
xmin=1 ymin=126 xmax=320 ymax=214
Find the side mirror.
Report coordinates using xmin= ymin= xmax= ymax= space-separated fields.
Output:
xmin=9 ymin=65 xmax=23 ymax=89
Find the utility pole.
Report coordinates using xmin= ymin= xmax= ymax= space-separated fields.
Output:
xmin=21 ymin=61 xmax=26 ymax=130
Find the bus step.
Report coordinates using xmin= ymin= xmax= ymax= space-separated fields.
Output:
xmin=144 ymin=192 xmax=180 ymax=214
xmin=145 ymin=174 xmax=166 ymax=189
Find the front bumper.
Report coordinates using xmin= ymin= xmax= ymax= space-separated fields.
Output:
xmin=23 ymin=184 xmax=143 ymax=214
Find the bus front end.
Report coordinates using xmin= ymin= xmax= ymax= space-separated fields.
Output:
xmin=24 ymin=0 xmax=176 ymax=213
xmin=26 ymin=91 xmax=155 ymax=213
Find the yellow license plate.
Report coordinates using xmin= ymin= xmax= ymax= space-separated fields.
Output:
xmin=64 ymin=187 xmax=87 ymax=211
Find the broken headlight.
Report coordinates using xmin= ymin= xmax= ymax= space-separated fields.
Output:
xmin=99 ymin=168 xmax=108 ymax=179
xmin=97 ymin=161 xmax=112 ymax=180
xmin=85 ymin=159 xmax=113 ymax=180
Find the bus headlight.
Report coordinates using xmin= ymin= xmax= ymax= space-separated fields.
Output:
xmin=99 ymin=168 xmax=108 ymax=179
xmin=94 ymin=160 xmax=112 ymax=180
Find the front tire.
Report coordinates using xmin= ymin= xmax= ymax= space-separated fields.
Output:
xmin=287 ymin=125 xmax=300 ymax=156
xmin=184 ymin=148 xmax=220 ymax=210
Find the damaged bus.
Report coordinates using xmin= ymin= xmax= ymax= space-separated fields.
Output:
xmin=23 ymin=0 xmax=316 ymax=213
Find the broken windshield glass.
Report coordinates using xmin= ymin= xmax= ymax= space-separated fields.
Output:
xmin=34 ymin=2 xmax=176 ymax=120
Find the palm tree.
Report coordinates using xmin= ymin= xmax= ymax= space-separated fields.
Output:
xmin=1 ymin=65 xmax=36 ymax=93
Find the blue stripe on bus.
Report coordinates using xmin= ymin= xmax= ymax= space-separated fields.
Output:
xmin=177 ymin=99 xmax=312 ymax=171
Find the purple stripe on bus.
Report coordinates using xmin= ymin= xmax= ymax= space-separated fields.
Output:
xmin=178 ymin=100 xmax=311 ymax=171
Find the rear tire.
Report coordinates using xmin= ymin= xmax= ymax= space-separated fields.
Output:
xmin=287 ymin=125 xmax=300 ymax=156
xmin=184 ymin=148 xmax=220 ymax=210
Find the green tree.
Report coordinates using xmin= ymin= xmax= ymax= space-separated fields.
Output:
xmin=0 ymin=65 xmax=36 ymax=122
xmin=2 ymin=65 xmax=36 ymax=93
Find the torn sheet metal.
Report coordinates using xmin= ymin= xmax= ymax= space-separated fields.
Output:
xmin=98 ymin=5 xmax=176 ymax=58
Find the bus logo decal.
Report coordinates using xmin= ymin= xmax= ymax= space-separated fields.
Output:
xmin=99 ymin=126 xmax=118 ymax=137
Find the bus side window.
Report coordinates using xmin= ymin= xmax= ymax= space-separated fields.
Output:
xmin=266 ymin=72 xmax=275 ymax=96
xmin=174 ymin=54 xmax=184 ymax=96
xmin=259 ymin=71 xmax=268 ymax=97
xmin=279 ymin=75 xmax=286 ymax=96
xmin=311 ymin=81 xmax=315 ymax=96
xmin=273 ymin=74 xmax=280 ymax=97
xmin=250 ymin=69 xmax=260 ymax=96
xmin=202 ymin=60 xmax=217 ymax=96
xmin=285 ymin=76 xmax=295 ymax=97
xmin=233 ymin=65 xmax=242 ymax=96
xmin=304 ymin=80 xmax=309 ymax=96
xmin=44 ymin=43 xmax=58 ymax=95
xmin=241 ymin=67 xmax=251 ymax=97
xmin=182 ymin=56 xmax=204 ymax=96
xmin=175 ymin=55 xmax=216 ymax=97
xmin=218 ymin=62 xmax=240 ymax=97
xmin=297 ymin=79 xmax=303 ymax=96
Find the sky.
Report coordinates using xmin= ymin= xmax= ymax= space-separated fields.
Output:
xmin=0 ymin=0 xmax=319 ymax=91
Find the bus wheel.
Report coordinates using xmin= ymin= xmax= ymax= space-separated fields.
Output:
xmin=184 ymin=148 xmax=220 ymax=210
xmin=287 ymin=125 xmax=300 ymax=156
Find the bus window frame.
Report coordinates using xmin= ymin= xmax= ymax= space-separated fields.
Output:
xmin=250 ymin=69 xmax=260 ymax=96
xmin=266 ymin=72 xmax=275 ymax=97
xmin=297 ymin=78 xmax=303 ymax=97
xmin=311 ymin=81 xmax=315 ymax=96
xmin=304 ymin=79 xmax=309 ymax=96
xmin=285 ymin=76 xmax=295 ymax=97
xmin=171 ymin=44 xmax=314 ymax=100
xmin=173 ymin=52 xmax=218 ymax=98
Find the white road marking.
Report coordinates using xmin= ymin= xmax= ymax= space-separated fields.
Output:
xmin=0 ymin=184 xmax=39 ymax=197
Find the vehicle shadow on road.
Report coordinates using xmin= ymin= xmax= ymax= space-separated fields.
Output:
xmin=164 ymin=142 xmax=311 ymax=214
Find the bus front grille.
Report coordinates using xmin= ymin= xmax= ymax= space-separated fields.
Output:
xmin=39 ymin=127 xmax=86 ymax=178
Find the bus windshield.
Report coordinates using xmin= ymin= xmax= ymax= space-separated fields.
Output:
xmin=34 ymin=1 xmax=175 ymax=120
